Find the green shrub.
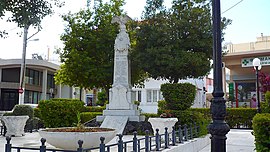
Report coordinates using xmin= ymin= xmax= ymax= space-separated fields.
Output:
xmin=12 ymin=104 xmax=34 ymax=119
xmin=191 ymin=108 xmax=257 ymax=129
xmin=3 ymin=112 xmax=13 ymax=116
xmin=33 ymin=108 xmax=41 ymax=118
xmin=38 ymin=98 xmax=85 ymax=128
xmin=96 ymin=90 xmax=108 ymax=106
xmin=158 ymin=99 xmax=166 ymax=109
xmin=190 ymin=108 xmax=211 ymax=119
xmin=160 ymin=83 xmax=196 ymax=111
xmin=226 ymin=108 xmax=257 ymax=128
xmin=158 ymin=109 xmax=210 ymax=136
xmin=82 ymin=106 xmax=105 ymax=112
xmin=142 ymin=113 xmax=159 ymax=121
xmin=252 ymin=113 xmax=270 ymax=152
xmin=80 ymin=112 xmax=102 ymax=123
xmin=261 ymin=91 xmax=270 ymax=113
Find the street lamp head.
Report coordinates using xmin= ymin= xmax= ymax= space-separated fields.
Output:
xmin=28 ymin=38 xmax=39 ymax=42
xmin=258 ymin=65 xmax=262 ymax=70
xmin=252 ymin=58 xmax=261 ymax=67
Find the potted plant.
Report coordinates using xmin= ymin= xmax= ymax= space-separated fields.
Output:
xmin=38 ymin=99 xmax=116 ymax=150
xmin=39 ymin=113 xmax=116 ymax=150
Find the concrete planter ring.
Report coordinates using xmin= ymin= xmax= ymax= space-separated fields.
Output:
xmin=2 ymin=115 xmax=29 ymax=137
xmin=148 ymin=117 xmax=178 ymax=135
xmin=38 ymin=127 xmax=117 ymax=150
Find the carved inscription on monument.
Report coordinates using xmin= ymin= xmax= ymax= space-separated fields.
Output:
xmin=114 ymin=55 xmax=128 ymax=85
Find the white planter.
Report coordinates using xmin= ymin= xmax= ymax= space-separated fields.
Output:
xmin=2 ymin=116 xmax=29 ymax=137
xmin=39 ymin=127 xmax=116 ymax=150
xmin=148 ymin=118 xmax=178 ymax=135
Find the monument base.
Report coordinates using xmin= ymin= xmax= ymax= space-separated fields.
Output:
xmin=96 ymin=109 xmax=145 ymax=122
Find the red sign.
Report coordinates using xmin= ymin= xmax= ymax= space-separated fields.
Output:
xmin=18 ymin=88 xmax=24 ymax=94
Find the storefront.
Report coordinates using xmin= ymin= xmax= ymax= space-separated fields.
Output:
xmin=223 ymin=36 xmax=270 ymax=108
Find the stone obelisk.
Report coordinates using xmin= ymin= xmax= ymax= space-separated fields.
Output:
xmin=109 ymin=15 xmax=132 ymax=110
xmin=97 ymin=15 xmax=144 ymax=123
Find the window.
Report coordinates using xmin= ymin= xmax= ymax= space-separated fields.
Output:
xmin=25 ymin=68 xmax=41 ymax=86
xmin=2 ymin=68 xmax=20 ymax=82
xmin=137 ymin=91 xmax=141 ymax=102
xmin=146 ymin=89 xmax=160 ymax=102
xmin=29 ymin=69 xmax=34 ymax=84
xmin=132 ymin=90 xmax=142 ymax=102
xmin=24 ymin=90 xmax=41 ymax=104
xmin=147 ymin=90 xmax=152 ymax=102
xmin=153 ymin=90 xmax=157 ymax=102
xmin=47 ymin=74 xmax=55 ymax=89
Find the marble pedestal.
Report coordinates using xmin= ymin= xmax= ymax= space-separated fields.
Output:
xmin=97 ymin=104 xmax=145 ymax=122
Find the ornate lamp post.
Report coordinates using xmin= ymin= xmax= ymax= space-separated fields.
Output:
xmin=252 ymin=58 xmax=262 ymax=113
xmin=208 ymin=0 xmax=230 ymax=151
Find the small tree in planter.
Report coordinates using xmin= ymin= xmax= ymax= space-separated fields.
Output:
xmin=159 ymin=83 xmax=210 ymax=136
xmin=38 ymin=98 xmax=117 ymax=150
xmin=160 ymin=83 xmax=196 ymax=111
xmin=148 ymin=83 xmax=196 ymax=135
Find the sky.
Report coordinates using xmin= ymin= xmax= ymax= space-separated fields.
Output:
xmin=0 ymin=0 xmax=269 ymax=61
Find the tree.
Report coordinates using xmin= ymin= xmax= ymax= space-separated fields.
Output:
xmin=259 ymin=71 xmax=270 ymax=93
xmin=0 ymin=0 xmax=63 ymax=37
xmin=130 ymin=0 xmax=231 ymax=83
xmin=55 ymin=0 xmax=124 ymax=92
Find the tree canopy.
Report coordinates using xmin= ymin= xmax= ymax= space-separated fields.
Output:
xmin=56 ymin=0 xmax=231 ymax=91
xmin=55 ymin=0 xmax=127 ymax=91
xmin=0 ymin=0 xmax=63 ymax=37
xmin=130 ymin=0 xmax=231 ymax=83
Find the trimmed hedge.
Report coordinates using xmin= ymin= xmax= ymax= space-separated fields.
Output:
xmin=252 ymin=113 xmax=270 ymax=152
xmin=38 ymin=98 xmax=85 ymax=128
xmin=158 ymin=109 xmax=210 ymax=136
xmin=190 ymin=108 xmax=257 ymax=129
xmin=142 ymin=113 xmax=159 ymax=121
xmin=190 ymin=108 xmax=211 ymax=119
xmin=82 ymin=106 xmax=105 ymax=112
xmin=80 ymin=112 xmax=102 ymax=123
xmin=261 ymin=91 xmax=270 ymax=113
xmin=12 ymin=104 xmax=34 ymax=119
xmin=160 ymin=83 xmax=196 ymax=111
xmin=226 ymin=108 xmax=257 ymax=128
xmin=33 ymin=108 xmax=41 ymax=118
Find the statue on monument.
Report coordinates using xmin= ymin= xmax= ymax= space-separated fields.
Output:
xmin=112 ymin=15 xmax=131 ymax=53
xmin=109 ymin=15 xmax=133 ymax=110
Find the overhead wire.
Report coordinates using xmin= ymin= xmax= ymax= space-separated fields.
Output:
xmin=222 ymin=0 xmax=244 ymax=14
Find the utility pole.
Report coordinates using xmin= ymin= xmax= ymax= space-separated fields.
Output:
xmin=19 ymin=25 xmax=29 ymax=105
xmin=18 ymin=25 xmax=40 ymax=105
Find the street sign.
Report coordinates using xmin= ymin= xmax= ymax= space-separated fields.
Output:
xmin=229 ymin=83 xmax=234 ymax=101
xmin=18 ymin=88 xmax=24 ymax=94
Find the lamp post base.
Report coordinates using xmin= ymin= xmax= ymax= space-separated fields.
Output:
xmin=208 ymin=120 xmax=230 ymax=152
xmin=208 ymin=97 xmax=230 ymax=152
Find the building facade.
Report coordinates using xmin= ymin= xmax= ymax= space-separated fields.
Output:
xmin=223 ymin=34 xmax=270 ymax=107
xmin=0 ymin=59 xmax=89 ymax=111
xmin=132 ymin=78 xmax=207 ymax=113
xmin=1 ymin=58 xmax=209 ymax=113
